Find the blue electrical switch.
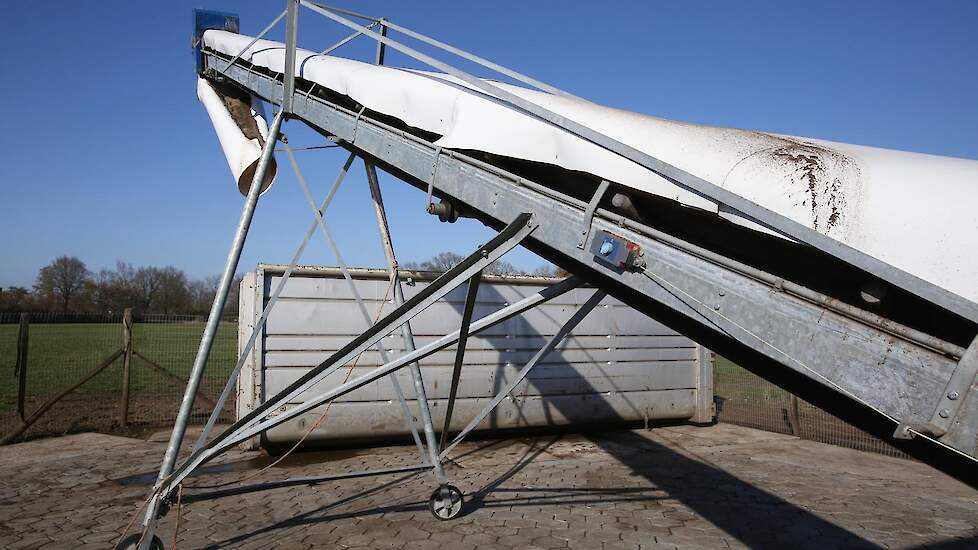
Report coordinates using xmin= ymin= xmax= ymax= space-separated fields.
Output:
xmin=589 ymin=230 xmax=644 ymax=271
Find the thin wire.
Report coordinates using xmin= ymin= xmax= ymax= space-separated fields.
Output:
xmin=113 ymin=492 xmax=154 ymax=549
xmin=285 ymin=143 xmax=427 ymax=457
xmin=217 ymin=9 xmax=288 ymax=76
xmin=303 ymin=21 xmax=381 ymax=100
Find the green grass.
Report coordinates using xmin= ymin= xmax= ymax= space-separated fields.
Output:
xmin=713 ymin=354 xmax=789 ymax=401
xmin=0 ymin=321 xmax=237 ymax=407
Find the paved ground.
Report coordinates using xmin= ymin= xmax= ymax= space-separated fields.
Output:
xmin=0 ymin=423 xmax=976 ymax=549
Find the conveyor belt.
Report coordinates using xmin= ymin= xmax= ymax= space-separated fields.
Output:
xmin=198 ymin=44 xmax=978 ymax=485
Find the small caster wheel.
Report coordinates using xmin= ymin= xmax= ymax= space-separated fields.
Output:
xmin=117 ymin=533 xmax=164 ymax=550
xmin=428 ymin=484 xmax=463 ymax=520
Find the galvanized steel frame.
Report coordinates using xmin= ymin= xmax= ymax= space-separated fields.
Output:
xmin=201 ymin=44 xmax=978 ymax=465
xmin=140 ymin=2 xmax=978 ymax=544
xmin=141 ymin=5 xmax=633 ymax=543
xmin=155 ymin=246 xmax=589 ymax=500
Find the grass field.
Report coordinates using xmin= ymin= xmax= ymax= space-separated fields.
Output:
xmin=713 ymin=354 xmax=789 ymax=401
xmin=0 ymin=321 xmax=237 ymax=407
xmin=1 ymin=321 xmax=901 ymax=457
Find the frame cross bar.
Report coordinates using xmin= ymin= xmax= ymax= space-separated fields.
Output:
xmin=193 ymin=152 xmax=356 ymax=453
xmin=158 ymin=273 xmax=581 ymax=501
xmin=158 ymin=213 xmax=537 ymax=493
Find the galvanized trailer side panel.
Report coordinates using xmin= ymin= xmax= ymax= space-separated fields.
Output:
xmin=238 ymin=266 xmax=712 ymax=447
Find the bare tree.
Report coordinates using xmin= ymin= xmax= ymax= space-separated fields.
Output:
xmin=0 ymin=287 xmax=35 ymax=312
xmin=405 ymin=251 xmax=466 ymax=273
xmin=405 ymin=251 xmax=560 ymax=277
xmin=486 ymin=259 xmax=519 ymax=276
xmin=34 ymin=256 xmax=90 ymax=312
xmin=187 ymin=277 xmax=216 ymax=315
xmin=185 ymin=273 xmax=241 ymax=316
xmin=156 ymin=267 xmax=189 ymax=314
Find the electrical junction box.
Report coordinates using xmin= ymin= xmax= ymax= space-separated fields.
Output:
xmin=193 ymin=9 xmax=240 ymax=74
xmin=590 ymin=230 xmax=644 ymax=271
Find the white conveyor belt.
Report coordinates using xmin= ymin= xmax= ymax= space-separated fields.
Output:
xmin=202 ymin=30 xmax=978 ymax=304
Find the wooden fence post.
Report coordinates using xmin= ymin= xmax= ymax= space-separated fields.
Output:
xmin=15 ymin=313 xmax=29 ymax=422
xmin=119 ymin=308 xmax=133 ymax=426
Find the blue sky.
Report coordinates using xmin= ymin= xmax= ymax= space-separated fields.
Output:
xmin=1 ymin=1 xmax=975 ymax=288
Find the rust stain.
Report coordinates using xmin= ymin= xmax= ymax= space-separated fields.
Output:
xmin=722 ymin=132 xmax=864 ymax=240
xmin=770 ymin=141 xmax=858 ymax=234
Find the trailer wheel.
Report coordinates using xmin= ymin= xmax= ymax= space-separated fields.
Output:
xmin=428 ymin=484 xmax=463 ymax=520
xmin=117 ymin=533 xmax=164 ymax=550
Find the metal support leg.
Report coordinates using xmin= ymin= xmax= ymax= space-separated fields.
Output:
xmin=365 ymin=161 xmax=448 ymax=485
xmin=433 ymin=269 xmax=481 ymax=520
xmin=440 ymin=289 xmax=606 ymax=459
xmin=137 ymin=110 xmax=285 ymax=547
xmin=439 ymin=271 xmax=482 ymax=451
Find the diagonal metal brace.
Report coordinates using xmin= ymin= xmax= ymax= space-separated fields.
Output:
xmin=578 ymin=180 xmax=610 ymax=249
xmin=440 ymin=288 xmax=605 ymax=459
xmin=158 ymin=213 xmax=537 ymax=494
xmin=439 ymin=270 xmax=483 ymax=450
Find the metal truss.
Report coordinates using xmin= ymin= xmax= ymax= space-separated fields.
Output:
xmin=134 ymin=123 xmax=597 ymax=544
xmin=132 ymin=1 xmax=978 ymax=547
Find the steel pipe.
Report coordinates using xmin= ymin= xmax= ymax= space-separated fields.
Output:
xmin=365 ymin=160 xmax=449 ymax=483
xmin=142 ymin=109 xmax=284 ymax=543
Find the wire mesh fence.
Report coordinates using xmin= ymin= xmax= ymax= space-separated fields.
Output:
xmin=714 ymin=355 xmax=909 ymax=459
xmin=1 ymin=309 xmax=912 ymax=460
xmin=0 ymin=311 xmax=237 ymax=442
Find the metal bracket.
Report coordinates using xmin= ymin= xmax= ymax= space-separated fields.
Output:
xmin=426 ymin=147 xmax=442 ymax=210
xmin=577 ymin=180 xmax=610 ymax=249
xmin=926 ymin=334 xmax=978 ymax=437
xmin=892 ymin=422 xmax=921 ymax=440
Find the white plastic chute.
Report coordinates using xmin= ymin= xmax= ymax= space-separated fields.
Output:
xmin=200 ymin=31 xmax=978 ymax=303
xmin=197 ymin=77 xmax=277 ymax=196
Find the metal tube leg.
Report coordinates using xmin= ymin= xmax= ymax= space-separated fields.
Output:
xmin=139 ymin=110 xmax=284 ymax=544
xmin=364 ymin=161 xmax=447 ymax=481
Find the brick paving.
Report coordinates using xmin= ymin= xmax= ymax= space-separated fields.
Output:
xmin=0 ymin=423 xmax=975 ymax=549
